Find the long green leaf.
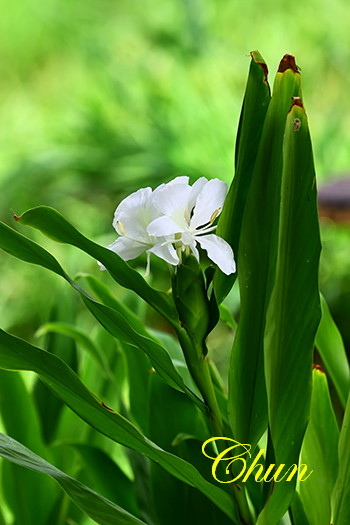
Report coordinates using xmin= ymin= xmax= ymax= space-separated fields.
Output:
xmin=0 ymin=222 xmax=201 ymax=408
xmin=15 ymin=206 xmax=178 ymax=325
xmin=299 ymin=367 xmax=339 ymax=525
xmin=0 ymin=328 xmax=237 ymax=522
xmin=332 ymin=390 xmax=350 ymax=524
xmin=315 ymin=294 xmax=350 ymax=407
xmin=258 ymin=99 xmax=321 ymax=524
xmin=0 ymin=433 xmax=146 ymax=525
xmin=228 ymin=55 xmax=302 ymax=450
xmin=36 ymin=322 xmax=114 ymax=382
xmin=214 ymin=50 xmax=271 ymax=303
xmin=0 ymin=371 xmax=56 ymax=525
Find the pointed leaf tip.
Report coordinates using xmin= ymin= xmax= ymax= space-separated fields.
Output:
xmin=250 ymin=50 xmax=269 ymax=82
xmin=313 ymin=364 xmax=325 ymax=373
xmin=278 ymin=54 xmax=300 ymax=73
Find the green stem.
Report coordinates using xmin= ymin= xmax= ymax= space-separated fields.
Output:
xmin=176 ymin=327 xmax=253 ymax=524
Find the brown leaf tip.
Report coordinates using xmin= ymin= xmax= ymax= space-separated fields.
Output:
xmin=13 ymin=214 xmax=20 ymax=221
xmin=313 ymin=364 xmax=325 ymax=373
xmin=250 ymin=51 xmax=269 ymax=83
xmin=291 ymin=96 xmax=303 ymax=108
xmin=278 ymin=54 xmax=300 ymax=73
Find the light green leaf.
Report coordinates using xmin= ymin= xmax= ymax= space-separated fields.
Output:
xmin=315 ymin=294 xmax=350 ymax=407
xmin=0 ymin=433 xmax=146 ymax=525
xmin=331 ymin=389 xmax=350 ymax=524
xmin=36 ymin=322 xmax=114 ymax=382
xmin=299 ymin=367 xmax=339 ymax=525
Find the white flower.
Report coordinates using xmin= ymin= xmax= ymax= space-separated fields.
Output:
xmin=147 ymin=177 xmax=236 ymax=275
xmin=101 ymin=176 xmax=236 ymax=276
xmin=99 ymin=186 xmax=178 ymax=273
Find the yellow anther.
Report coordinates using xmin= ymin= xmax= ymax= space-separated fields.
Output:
xmin=210 ymin=209 xmax=221 ymax=224
xmin=117 ymin=221 xmax=126 ymax=235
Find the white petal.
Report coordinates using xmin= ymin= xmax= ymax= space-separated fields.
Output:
xmin=189 ymin=243 xmax=200 ymax=261
xmin=187 ymin=177 xmax=208 ymax=213
xmin=113 ymin=187 xmax=155 ymax=242
xmin=147 ymin=216 xmax=185 ymax=237
xmin=106 ymin=237 xmax=148 ymax=261
xmin=190 ymin=179 xmax=227 ymax=230
xmin=196 ymin=234 xmax=236 ymax=275
xmin=152 ymin=176 xmax=189 ymax=196
xmin=148 ymin=242 xmax=179 ymax=265
xmin=152 ymin=182 xmax=192 ymax=217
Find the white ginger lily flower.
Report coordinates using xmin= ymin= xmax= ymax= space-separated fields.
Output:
xmin=101 ymin=176 xmax=236 ymax=276
xmin=147 ymin=177 xmax=236 ymax=275
xmin=99 ymin=186 xmax=178 ymax=274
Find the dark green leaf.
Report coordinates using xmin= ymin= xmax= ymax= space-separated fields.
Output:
xmin=258 ymin=100 xmax=321 ymax=524
xmin=228 ymin=55 xmax=302 ymax=451
xmin=214 ymin=50 xmax=271 ymax=303
xmin=0 ymin=329 xmax=237 ymax=522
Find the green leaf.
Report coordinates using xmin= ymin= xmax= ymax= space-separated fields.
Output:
xmin=71 ymin=444 xmax=140 ymax=517
xmin=15 ymin=206 xmax=179 ymax=325
xmin=228 ymin=55 xmax=302 ymax=450
xmin=0 ymin=223 xmax=201 ymax=408
xmin=299 ymin=367 xmax=339 ymax=525
xmin=148 ymin=373 xmax=235 ymax=525
xmin=0 ymin=329 xmax=237 ymax=522
xmin=36 ymin=322 xmax=114 ymax=382
xmin=214 ymin=50 xmax=271 ymax=303
xmin=0 ymin=371 xmax=56 ymax=525
xmin=122 ymin=342 xmax=151 ymax=434
xmin=258 ymin=100 xmax=321 ymax=524
xmin=315 ymin=294 xmax=350 ymax=407
xmin=331 ymin=391 xmax=350 ymax=524
xmin=0 ymin=433 xmax=147 ymax=525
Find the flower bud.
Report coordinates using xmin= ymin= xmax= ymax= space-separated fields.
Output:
xmin=172 ymin=256 xmax=211 ymax=351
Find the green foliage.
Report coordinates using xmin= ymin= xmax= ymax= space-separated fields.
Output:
xmin=0 ymin=51 xmax=349 ymax=525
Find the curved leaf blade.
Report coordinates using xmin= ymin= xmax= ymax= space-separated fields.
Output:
xmin=15 ymin=206 xmax=178 ymax=325
xmin=315 ymin=294 xmax=350 ymax=407
xmin=299 ymin=367 xmax=339 ymax=525
xmin=0 ymin=433 xmax=146 ymax=525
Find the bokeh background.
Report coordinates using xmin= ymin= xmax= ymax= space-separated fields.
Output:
xmin=1 ymin=0 xmax=350 ymax=353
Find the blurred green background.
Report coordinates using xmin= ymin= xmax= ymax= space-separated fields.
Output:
xmin=1 ymin=0 xmax=350 ymax=349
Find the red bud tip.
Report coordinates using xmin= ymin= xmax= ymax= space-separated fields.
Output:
xmin=291 ymin=96 xmax=303 ymax=108
xmin=313 ymin=364 xmax=324 ymax=373
xmin=278 ymin=54 xmax=300 ymax=73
